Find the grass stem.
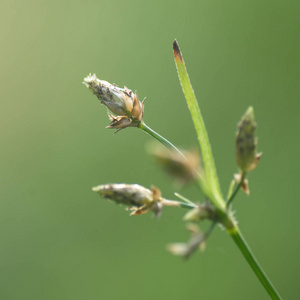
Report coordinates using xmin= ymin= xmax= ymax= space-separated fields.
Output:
xmin=229 ymin=227 xmax=282 ymax=300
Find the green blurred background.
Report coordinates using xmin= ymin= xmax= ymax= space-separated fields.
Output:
xmin=1 ymin=0 xmax=299 ymax=299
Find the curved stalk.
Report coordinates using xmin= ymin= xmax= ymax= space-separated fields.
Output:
xmin=138 ymin=121 xmax=186 ymax=159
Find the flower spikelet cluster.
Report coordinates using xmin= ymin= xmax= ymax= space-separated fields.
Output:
xmin=83 ymin=74 xmax=144 ymax=131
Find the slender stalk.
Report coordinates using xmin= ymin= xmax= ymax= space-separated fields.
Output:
xmin=206 ymin=221 xmax=216 ymax=239
xmin=174 ymin=192 xmax=196 ymax=205
xmin=226 ymin=181 xmax=242 ymax=208
xmin=162 ymin=199 xmax=197 ymax=209
xmin=226 ymin=173 xmax=246 ymax=208
xmin=226 ymin=179 xmax=236 ymax=201
xmin=185 ymin=221 xmax=217 ymax=259
xmin=138 ymin=121 xmax=186 ymax=159
xmin=228 ymin=227 xmax=282 ymax=300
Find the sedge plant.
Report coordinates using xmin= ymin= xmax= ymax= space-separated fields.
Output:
xmin=83 ymin=40 xmax=281 ymax=300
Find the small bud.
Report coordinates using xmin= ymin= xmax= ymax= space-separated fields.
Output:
xmin=92 ymin=184 xmax=163 ymax=217
xmin=183 ymin=201 xmax=216 ymax=222
xmin=83 ymin=74 xmax=144 ymax=130
xmin=167 ymin=224 xmax=206 ymax=259
xmin=167 ymin=243 xmax=189 ymax=256
xmin=148 ymin=144 xmax=200 ymax=186
xmin=236 ymin=107 xmax=262 ymax=174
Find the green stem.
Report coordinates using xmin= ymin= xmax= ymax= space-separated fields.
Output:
xmin=138 ymin=113 xmax=281 ymax=299
xmin=226 ymin=181 xmax=242 ymax=208
xmin=138 ymin=121 xmax=186 ymax=159
xmin=206 ymin=221 xmax=216 ymax=238
xmin=174 ymin=192 xmax=196 ymax=205
xmin=226 ymin=173 xmax=246 ymax=208
xmin=162 ymin=199 xmax=197 ymax=209
xmin=228 ymin=227 xmax=282 ymax=300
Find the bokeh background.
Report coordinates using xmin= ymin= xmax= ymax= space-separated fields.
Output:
xmin=1 ymin=0 xmax=299 ymax=299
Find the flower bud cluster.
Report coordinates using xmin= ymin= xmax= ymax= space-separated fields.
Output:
xmin=235 ymin=107 xmax=262 ymax=194
xmin=149 ymin=144 xmax=200 ymax=186
xmin=167 ymin=224 xmax=206 ymax=258
xmin=92 ymin=184 xmax=163 ymax=217
xmin=83 ymin=74 xmax=144 ymax=131
xmin=236 ymin=107 xmax=261 ymax=173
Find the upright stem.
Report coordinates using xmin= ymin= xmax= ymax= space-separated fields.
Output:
xmin=228 ymin=227 xmax=282 ymax=300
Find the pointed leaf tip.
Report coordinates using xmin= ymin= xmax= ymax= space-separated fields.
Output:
xmin=173 ymin=39 xmax=183 ymax=62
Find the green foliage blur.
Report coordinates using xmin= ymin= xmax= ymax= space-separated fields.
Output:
xmin=1 ymin=1 xmax=299 ymax=299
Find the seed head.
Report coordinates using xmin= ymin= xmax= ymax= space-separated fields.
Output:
xmin=167 ymin=224 xmax=206 ymax=259
xmin=83 ymin=74 xmax=144 ymax=130
xmin=92 ymin=184 xmax=163 ymax=217
xmin=236 ymin=107 xmax=262 ymax=174
xmin=148 ymin=144 xmax=201 ymax=186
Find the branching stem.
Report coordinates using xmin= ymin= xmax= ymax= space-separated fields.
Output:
xmin=137 ymin=97 xmax=281 ymax=300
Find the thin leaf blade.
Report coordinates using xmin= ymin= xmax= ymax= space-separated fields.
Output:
xmin=173 ymin=39 xmax=225 ymax=209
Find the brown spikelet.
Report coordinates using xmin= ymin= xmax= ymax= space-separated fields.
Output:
xmin=131 ymin=91 xmax=141 ymax=119
xmin=123 ymin=86 xmax=133 ymax=113
xmin=106 ymin=115 xmax=132 ymax=131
